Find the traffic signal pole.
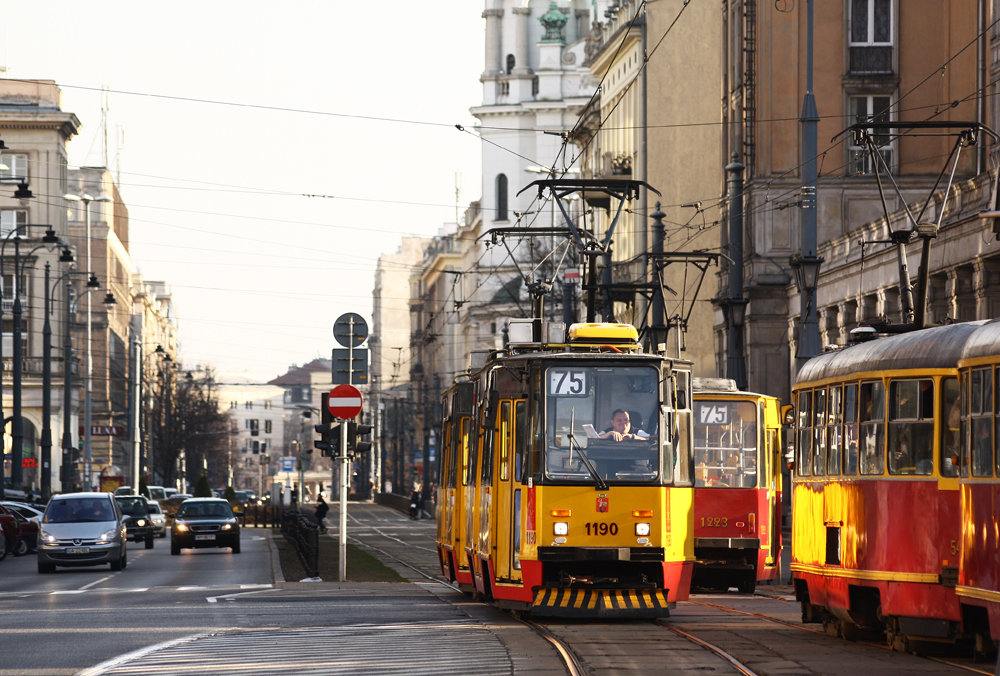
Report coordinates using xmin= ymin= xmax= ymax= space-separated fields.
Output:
xmin=339 ymin=418 xmax=348 ymax=582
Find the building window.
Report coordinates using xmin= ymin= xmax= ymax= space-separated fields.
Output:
xmin=495 ymin=174 xmax=508 ymax=221
xmin=245 ymin=401 xmax=253 ymax=409
xmin=848 ymin=95 xmax=894 ymax=174
xmin=265 ymin=420 xmax=272 ymax=434
xmin=249 ymin=419 xmax=259 ymax=436
xmin=0 ymin=154 xmax=27 ymax=183
xmin=506 ymin=54 xmax=515 ymax=75
xmin=0 ymin=210 xmax=27 ymax=238
xmin=849 ymin=0 xmax=893 ymax=74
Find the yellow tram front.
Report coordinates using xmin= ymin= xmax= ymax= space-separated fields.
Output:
xmin=463 ymin=323 xmax=696 ymax=618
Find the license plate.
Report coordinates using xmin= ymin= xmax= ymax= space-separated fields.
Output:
xmin=194 ymin=534 xmax=215 ymax=541
xmin=66 ymin=547 xmax=90 ymax=554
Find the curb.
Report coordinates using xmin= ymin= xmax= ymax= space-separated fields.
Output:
xmin=265 ymin=528 xmax=285 ymax=586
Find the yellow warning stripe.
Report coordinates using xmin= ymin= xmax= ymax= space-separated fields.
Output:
xmin=790 ymin=563 xmax=939 ymax=584
xmin=559 ymin=589 xmax=572 ymax=608
xmin=956 ymin=585 xmax=1000 ymax=603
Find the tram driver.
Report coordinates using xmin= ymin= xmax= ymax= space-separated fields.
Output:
xmin=599 ymin=409 xmax=637 ymax=441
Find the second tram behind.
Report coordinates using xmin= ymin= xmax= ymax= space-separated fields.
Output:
xmin=790 ymin=320 xmax=1000 ymax=654
xmin=692 ymin=378 xmax=783 ymax=592
xmin=436 ymin=322 xmax=696 ymax=617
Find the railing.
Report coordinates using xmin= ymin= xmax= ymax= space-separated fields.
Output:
xmin=0 ymin=357 xmax=77 ymax=377
xmin=281 ymin=509 xmax=320 ymax=579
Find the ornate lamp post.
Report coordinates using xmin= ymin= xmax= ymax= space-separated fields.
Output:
xmin=63 ymin=192 xmax=113 ymax=490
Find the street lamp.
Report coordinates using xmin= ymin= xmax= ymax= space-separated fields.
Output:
xmin=63 ymin=192 xmax=113 ymax=490
xmin=790 ymin=253 xmax=825 ymax=359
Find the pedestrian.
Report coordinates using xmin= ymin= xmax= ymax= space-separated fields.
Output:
xmin=314 ymin=495 xmax=329 ymax=532
xmin=409 ymin=486 xmax=422 ymax=520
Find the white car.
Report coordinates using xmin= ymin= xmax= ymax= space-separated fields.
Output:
xmin=145 ymin=501 xmax=167 ymax=537
xmin=1 ymin=502 xmax=43 ymax=526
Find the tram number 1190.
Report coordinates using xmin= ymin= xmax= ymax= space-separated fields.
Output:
xmin=586 ymin=522 xmax=619 ymax=535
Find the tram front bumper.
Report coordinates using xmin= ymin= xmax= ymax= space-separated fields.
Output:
xmin=531 ymin=587 xmax=673 ymax=618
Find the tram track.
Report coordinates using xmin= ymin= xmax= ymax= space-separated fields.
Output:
xmin=350 ymin=534 xmax=763 ymax=676
xmin=689 ymin=595 xmax=996 ymax=676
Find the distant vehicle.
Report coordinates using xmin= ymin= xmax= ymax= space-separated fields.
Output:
xmin=114 ymin=495 xmax=155 ymax=549
xmin=146 ymin=486 xmax=167 ymax=501
xmin=37 ymin=493 xmax=127 ymax=573
xmin=171 ymin=498 xmax=240 ymax=555
xmin=1 ymin=501 xmax=43 ymax=526
xmin=114 ymin=486 xmax=134 ymax=496
xmin=172 ymin=494 xmax=193 ymax=500
xmin=163 ymin=488 xmax=178 ymax=499
xmin=0 ymin=504 xmax=28 ymax=558
xmin=145 ymin=501 xmax=167 ymax=538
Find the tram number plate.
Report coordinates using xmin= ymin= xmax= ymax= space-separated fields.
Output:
xmin=549 ymin=370 xmax=588 ymax=396
xmin=585 ymin=522 xmax=619 ymax=535
xmin=700 ymin=517 xmax=729 ymax=527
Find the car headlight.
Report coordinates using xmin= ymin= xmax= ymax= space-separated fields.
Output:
xmin=221 ymin=523 xmax=233 ymax=531
xmin=175 ymin=522 xmax=189 ymax=532
xmin=553 ymin=522 xmax=569 ymax=536
xmin=96 ymin=529 xmax=117 ymax=543
xmin=40 ymin=529 xmax=58 ymax=544
xmin=635 ymin=523 xmax=651 ymax=537
xmin=135 ymin=519 xmax=147 ymax=527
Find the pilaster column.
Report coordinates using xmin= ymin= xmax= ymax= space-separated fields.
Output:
xmin=482 ymin=9 xmax=505 ymax=79
xmin=511 ymin=7 xmax=533 ymax=76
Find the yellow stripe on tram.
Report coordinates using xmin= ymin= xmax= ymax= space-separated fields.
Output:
xmin=642 ymin=591 xmax=653 ymax=609
xmin=559 ymin=589 xmax=572 ymax=608
xmin=629 ymin=591 xmax=640 ymax=609
xmin=655 ymin=590 xmax=667 ymax=607
xmin=573 ymin=590 xmax=585 ymax=609
xmin=615 ymin=590 xmax=626 ymax=609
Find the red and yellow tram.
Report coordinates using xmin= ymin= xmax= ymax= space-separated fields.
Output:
xmin=692 ymin=378 xmax=783 ymax=592
xmin=790 ymin=320 xmax=999 ymax=654
xmin=436 ymin=322 xmax=697 ymax=617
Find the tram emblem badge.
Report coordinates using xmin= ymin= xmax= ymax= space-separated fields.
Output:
xmin=596 ymin=495 xmax=609 ymax=513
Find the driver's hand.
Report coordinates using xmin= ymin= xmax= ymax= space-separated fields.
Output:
xmin=609 ymin=431 xmax=623 ymax=441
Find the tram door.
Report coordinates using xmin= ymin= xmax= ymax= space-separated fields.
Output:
xmin=494 ymin=399 xmax=525 ymax=583
xmin=763 ymin=401 xmax=780 ymax=567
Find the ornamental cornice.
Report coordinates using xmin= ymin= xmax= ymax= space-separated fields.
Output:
xmin=512 ymin=7 xmax=530 ymax=15
xmin=482 ymin=8 xmax=504 ymax=18
xmin=0 ymin=112 xmax=81 ymax=139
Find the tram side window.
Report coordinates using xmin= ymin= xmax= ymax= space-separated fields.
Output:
xmin=941 ymin=378 xmax=960 ymax=477
xmin=460 ymin=418 xmax=472 ymax=485
xmin=797 ymin=390 xmax=812 ymax=476
xmin=827 ymin=385 xmax=843 ymax=475
xmin=515 ymin=401 xmax=526 ymax=481
xmin=499 ymin=401 xmax=512 ymax=481
xmin=446 ymin=423 xmax=457 ymax=489
xmin=843 ymin=384 xmax=858 ymax=475
xmin=888 ymin=379 xmax=934 ymax=475
xmin=812 ymin=388 xmax=827 ymax=476
xmin=969 ymin=367 xmax=994 ymax=477
xmin=859 ymin=381 xmax=885 ymax=475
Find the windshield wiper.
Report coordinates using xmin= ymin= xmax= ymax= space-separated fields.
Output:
xmin=565 ymin=432 xmax=609 ymax=491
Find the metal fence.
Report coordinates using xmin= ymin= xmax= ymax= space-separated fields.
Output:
xmin=280 ymin=509 xmax=320 ymax=579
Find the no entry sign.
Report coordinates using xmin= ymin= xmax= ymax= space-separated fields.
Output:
xmin=327 ymin=384 xmax=363 ymax=420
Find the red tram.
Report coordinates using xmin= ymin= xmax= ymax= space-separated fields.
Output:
xmin=692 ymin=378 xmax=783 ymax=593
xmin=790 ymin=320 xmax=999 ymax=655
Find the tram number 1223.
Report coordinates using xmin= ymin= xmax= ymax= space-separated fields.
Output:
xmin=701 ymin=517 xmax=729 ymax=527
xmin=586 ymin=522 xmax=619 ymax=535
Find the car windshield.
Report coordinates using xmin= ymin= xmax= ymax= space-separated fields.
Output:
xmin=45 ymin=498 xmax=116 ymax=523
xmin=147 ymin=503 xmax=162 ymax=514
xmin=176 ymin=502 xmax=233 ymax=519
xmin=545 ymin=365 xmax=662 ymax=484
xmin=693 ymin=399 xmax=760 ymax=488
xmin=115 ymin=498 xmax=148 ymax=516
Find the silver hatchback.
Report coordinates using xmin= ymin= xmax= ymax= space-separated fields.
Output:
xmin=37 ymin=493 xmax=127 ymax=574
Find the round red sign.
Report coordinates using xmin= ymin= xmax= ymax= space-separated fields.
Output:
xmin=327 ymin=384 xmax=363 ymax=420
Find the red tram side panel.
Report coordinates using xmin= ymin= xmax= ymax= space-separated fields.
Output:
xmin=692 ymin=379 xmax=783 ymax=593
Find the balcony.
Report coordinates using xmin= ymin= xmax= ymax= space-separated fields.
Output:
xmin=0 ymin=356 xmax=78 ymax=379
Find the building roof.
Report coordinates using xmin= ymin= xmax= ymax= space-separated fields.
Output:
xmin=268 ymin=359 xmax=331 ymax=386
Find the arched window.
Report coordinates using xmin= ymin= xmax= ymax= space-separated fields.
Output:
xmin=496 ymin=174 xmax=508 ymax=221
xmin=506 ymin=54 xmax=516 ymax=75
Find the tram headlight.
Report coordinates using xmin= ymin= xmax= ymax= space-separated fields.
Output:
xmin=553 ymin=522 xmax=569 ymax=536
xmin=635 ymin=523 xmax=651 ymax=537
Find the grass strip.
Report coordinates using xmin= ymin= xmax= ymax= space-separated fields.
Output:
xmin=272 ymin=529 xmax=406 ymax=582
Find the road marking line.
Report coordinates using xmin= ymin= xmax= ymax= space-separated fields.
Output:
xmin=76 ymin=632 xmax=211 ymax=676
xmin=78 ymin=576 xmax=112 ymax=591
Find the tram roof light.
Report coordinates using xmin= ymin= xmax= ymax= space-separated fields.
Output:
xmin=567 ymin=322 xmax=639 ymax=344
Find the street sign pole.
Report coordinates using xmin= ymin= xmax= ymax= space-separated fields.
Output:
xmin=339 ymin=418 xmax=348 ymax=582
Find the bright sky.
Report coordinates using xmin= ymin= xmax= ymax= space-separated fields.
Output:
xmin=1 ymin=1 xmax=483 ymax=381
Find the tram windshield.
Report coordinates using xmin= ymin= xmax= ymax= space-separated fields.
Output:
xmin=692 ymin=399 xmax=758 ymax=488
xmin=545 ymin=365 xmax=662 ymax=484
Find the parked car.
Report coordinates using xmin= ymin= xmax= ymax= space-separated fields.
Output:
xmin=146 ymin=501 xmax=167 ymax=538
xmin=7 ymin=508 xmax=38 ymax=554
xmin=171 ymin=498 xmax=240 ymax=555
xmin=114 ymin=495 xmax=154 ymax=549
xmin=37 ymin=493 xmax=127 ymax=573
xmin=2 ymin=501 xmax=44 ymax=526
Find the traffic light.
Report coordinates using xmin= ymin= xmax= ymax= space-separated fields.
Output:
xmin=314 ymin=422 xmax=341 ymax=457
xmin=354 ymin=423 xmax=373 ymax=454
